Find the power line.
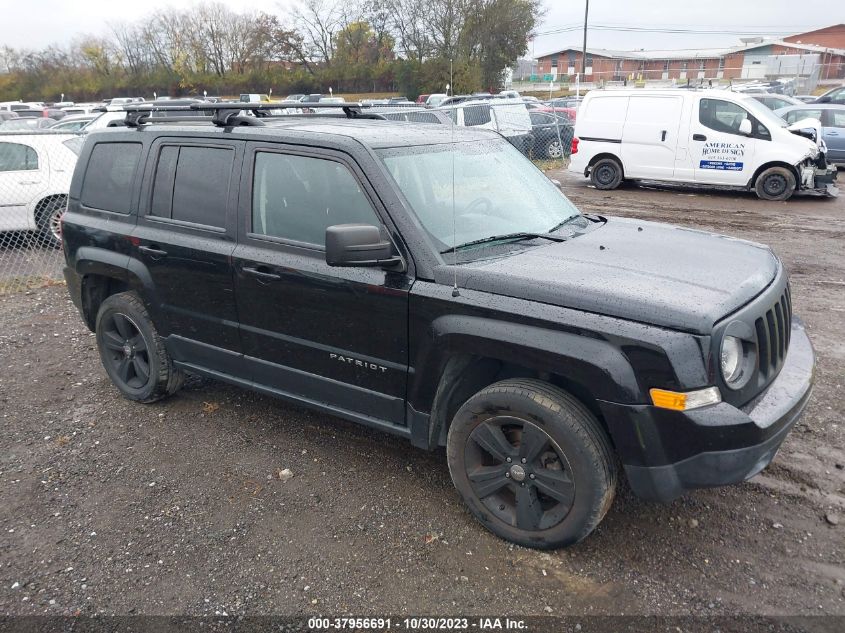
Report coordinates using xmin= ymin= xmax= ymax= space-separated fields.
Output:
xmin=533 ymin=23 xmax=832 ymax=37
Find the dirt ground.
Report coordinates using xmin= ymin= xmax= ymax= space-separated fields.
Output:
xmin=1 ymin=173 xmax=843 ymax=620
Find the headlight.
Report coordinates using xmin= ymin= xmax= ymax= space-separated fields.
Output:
xmin=720 ymin=335 xmax=743 ymax=384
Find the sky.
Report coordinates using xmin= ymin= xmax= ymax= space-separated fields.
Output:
xmin=0 ymin=0 xmax=835 ymax=55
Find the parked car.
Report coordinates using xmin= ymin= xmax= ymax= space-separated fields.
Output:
xmin=366 ymin=108 xmax=453 ymax=125
xmin=13 ymin=108 xmax=66 ymax=120
xmin=416 ymin=94 xmax=430 ymax=104
xmin=570 ymin=89 xmax=838 ymax=200
xmin=425 ymin=93 xmax=448 ymax=107
xmin=109 ymin=97 xmax=145 ymax=106
xmin=61 ymin=116 xmax=814 ymax=549
xmin=751 ymin=93 xmax=803 ymax=111
xmin=794 ymin=95 xmax=819 ymax=103
xmin=439 ymin=95 xmax=473 ymax=107
xmin=440 ymin=99 xmax=532 ymax=153
xmin=814 ymin=85 xmax=845 ymax=105
xmin=0 ymin=118 xmax=58 ymax=130
xmin=529 ymin=102 xmax=577 ymax=123
xmin=528 ymin=110 xmax=573 ymax=159
xmin=239 ymin=93 xmax=271 ymax=103
xmin=774 ymin=104 xmax=845 ymax=167
xmin=48 ymin=114 xmax=97 ymax=132
xmin=0 ymin=131 xmax=81 ymax=246
xmin=284 ymin=94 xmax=306 ymax=103
xmin=0 ymin=101 xmax=44 ymax=112
xmin=0 ymin=111 xmax=19 ymax=122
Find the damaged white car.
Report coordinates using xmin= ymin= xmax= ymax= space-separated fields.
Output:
xmin=569 ymin=89 xmax=838 ymax=200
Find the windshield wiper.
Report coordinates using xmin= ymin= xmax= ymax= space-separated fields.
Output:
xmin=441 ymin=232 xmax=566 ymax=255
xmin=548 ymin=215 xmax=586 ymax=233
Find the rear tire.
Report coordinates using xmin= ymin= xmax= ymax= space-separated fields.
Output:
xmin=35 ymin=196 xmax=66 ymax=249
xmin=95 ymin=291 xmax=184 ymax=403
xmin=446 ymin=379 xmax=617 ymax=549
xmin=755 ymin=166 xmax=796 ymax=201
xmin=590 ymin=158 xmax=623 ymax=190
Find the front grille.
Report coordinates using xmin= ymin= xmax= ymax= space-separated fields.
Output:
xmin=754 ymin=284 xmax=792 ymax=380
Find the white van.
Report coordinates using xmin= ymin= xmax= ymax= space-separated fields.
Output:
xmin=569 ymin=89 xmax=838 ymax=200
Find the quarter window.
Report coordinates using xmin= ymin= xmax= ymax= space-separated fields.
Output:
xmin=80 ymin=142 xmax=141 ymax=214
xmin=0 ymin=142 xmax=38 ymax=172
xmin=149 ymin=145 xmax=234 ymax=228
xmin=251 ymin=152 xmax=379 ymax=246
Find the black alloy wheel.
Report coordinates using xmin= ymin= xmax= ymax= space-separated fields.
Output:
xmin=100 ymin=312 xmax=151 ymax=390
xmin=465 ymin=417 xmax=574 ymax=531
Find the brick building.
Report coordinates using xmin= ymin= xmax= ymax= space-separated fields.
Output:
xmin=535 ymin=24 xmax=845 ymax=83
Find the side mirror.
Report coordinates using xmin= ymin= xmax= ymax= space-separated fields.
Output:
xmin=738 ymin=118 xmax=753 ymax=135
xmin=325 ymin=224 xmax=402 ymax=268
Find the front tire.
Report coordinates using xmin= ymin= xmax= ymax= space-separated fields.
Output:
xmin=95 ymin=292 xmax=184 ymax=403
xmin=755 ymin=166 xmax=796 ymax=201
xmin=447 ymin=379 xmax=617 ymax=549
xmin=590 ymin=158 xmax=623 ymax=190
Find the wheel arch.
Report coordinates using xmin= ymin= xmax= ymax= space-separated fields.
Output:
xmin=585 ymin=152 xmax=624 ymax=177
xmin=413 ymin=317 xmax=642 ymax=450
xmin=747 ymin=161 xmax=799 ymax=190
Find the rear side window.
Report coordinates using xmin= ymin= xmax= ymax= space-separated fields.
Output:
xmin=784 ymin=109 xmax=822 ymax=124
xmin=150 ymin=145 xmax=234 ymax=228
xmin=0 ymin=142 xmax=38 ymax=171
xmin=463 ymin=105 xmax=492 ymax=126
xmin=251 ymin=152 xmax=379 ymax=246
xmin=80 ymin=142 xmax=141 ymax=213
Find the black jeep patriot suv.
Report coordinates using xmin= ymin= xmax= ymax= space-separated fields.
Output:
xmin=62 ymin=109 xmax=815 ymax=549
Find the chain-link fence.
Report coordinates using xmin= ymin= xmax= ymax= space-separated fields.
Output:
xmin=0 ymin=100 xmax=575 ymax=294
xmin=0 ymin=131 xmax=82 ymax=295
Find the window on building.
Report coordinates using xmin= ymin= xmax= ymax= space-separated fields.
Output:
xmin=551 ymin=53 xmax=558 ymax=68
xmin=251 ymin=152 xmax=379 ymax=247
xmin=718 ymin=57 xmax=726 ymax=70
xmin=80 ymin=142 xmax=142 ymax=214
xmin=663 ymin=60 xmax=670 ymax=72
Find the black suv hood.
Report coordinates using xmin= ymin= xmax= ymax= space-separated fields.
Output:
xmin=436 ymin=217 xmax=779 ymax=334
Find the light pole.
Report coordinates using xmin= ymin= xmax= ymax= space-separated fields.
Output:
xmin=581 ymin=0 xmax=590 ymax=77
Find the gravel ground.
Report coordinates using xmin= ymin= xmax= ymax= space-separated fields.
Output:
xmin=1 ymin=174 xmax=843 ymax=619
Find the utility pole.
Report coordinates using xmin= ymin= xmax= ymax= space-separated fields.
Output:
xmin=581 ymin=0 xmax=590 ymax=76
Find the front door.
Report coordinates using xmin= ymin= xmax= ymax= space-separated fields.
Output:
xmin=232 ymin=143 xmax=411 ymax=426
xmin=822 ymin=108 xmax=845 ymax=164
xmin=133 ymin=137 xmax=245 ymax=376
xmin=691 ymin=97 xmax=759 ymax=186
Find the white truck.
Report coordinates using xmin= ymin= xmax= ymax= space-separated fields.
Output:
xmin=569 ymin=89 xmax=838 ymax=200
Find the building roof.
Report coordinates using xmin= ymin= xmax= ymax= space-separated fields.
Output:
xmin=536 ymin=38 xmax=845 ymax=62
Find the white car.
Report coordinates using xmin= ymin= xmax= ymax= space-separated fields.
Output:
xmin=440 ymin=99 xmax=532 ymax=152
xmin=569 ymin=89 xmax=838 ymax=200
xmin=0 ymin=132 xmax=81 ymax=246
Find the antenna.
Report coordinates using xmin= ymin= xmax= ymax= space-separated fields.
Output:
xmin=450 ymin=57 xmax=459 ymax=298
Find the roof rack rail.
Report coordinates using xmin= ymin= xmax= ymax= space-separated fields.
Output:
xmin=121 ymin=101 xmax=367 ymax=127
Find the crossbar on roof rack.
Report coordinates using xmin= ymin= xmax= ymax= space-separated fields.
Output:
xmin=122 ymin=101 xmax=367 ymax=127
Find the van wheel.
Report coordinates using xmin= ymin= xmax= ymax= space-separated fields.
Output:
xmin=447 ymin=379 xmax=617 ymax=549
xmin=35 ymin=196 xmax=66 ymax=249
xmin=95 ymin=292 xmax=184 ymax=403
xmin=590 ymin=158 xmax=623 ymax=190
xmin=755 ymin=167 xmax=796 ymax=201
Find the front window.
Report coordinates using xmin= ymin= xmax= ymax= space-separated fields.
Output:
xmin=699 ymin=98 xmax=773 ymax=139
xmin=378 ymin=139 xmax=580 ymax=255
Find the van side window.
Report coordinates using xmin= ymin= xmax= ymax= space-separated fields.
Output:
xmin=699 ymin=98 xmax=769 ymax=140
xmin=251 ymin=152 xmax=379 ymax=246
xmin=150 ymin=145 xmax=233 ymax=228
xmin=0 ymin=142 xmax=37 ymax=172
xmin=80 ymin=142 xmax=142 ymax=214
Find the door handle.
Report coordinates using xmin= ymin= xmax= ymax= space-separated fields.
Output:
xmin=661 ymin=130 xmax=667 ymax=141
xmin=243 ymin=266 xmax=281 ymax=281
xmin=692 ymin=133 xmax=707 ymax=141
xmin=138 ymin=245 xmax=168 ymax=257
xmin=18 ymin=181 xmax=39 ymax=185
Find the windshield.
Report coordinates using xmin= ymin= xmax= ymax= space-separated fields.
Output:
xmin=378 ymin=138 xmax=580 ymax=253
xmin=740 ymin=95 xmax=788 ymax=128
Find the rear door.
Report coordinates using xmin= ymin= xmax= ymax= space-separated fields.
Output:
xmin=621 ymin=95 xmax=683 ymax=180
xmin=0 ymin=141 xmax=45 ymax=226
xmin=690 ymin=97 xmax=760 ymax=185
xmin=133 ymin=137 xmax=246 ymax=377
xmin=232 ymin=142 xmax=411 ymax=426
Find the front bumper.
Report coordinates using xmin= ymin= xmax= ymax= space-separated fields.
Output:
xmin=599 ymin=317 xmax=815 ymax=502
